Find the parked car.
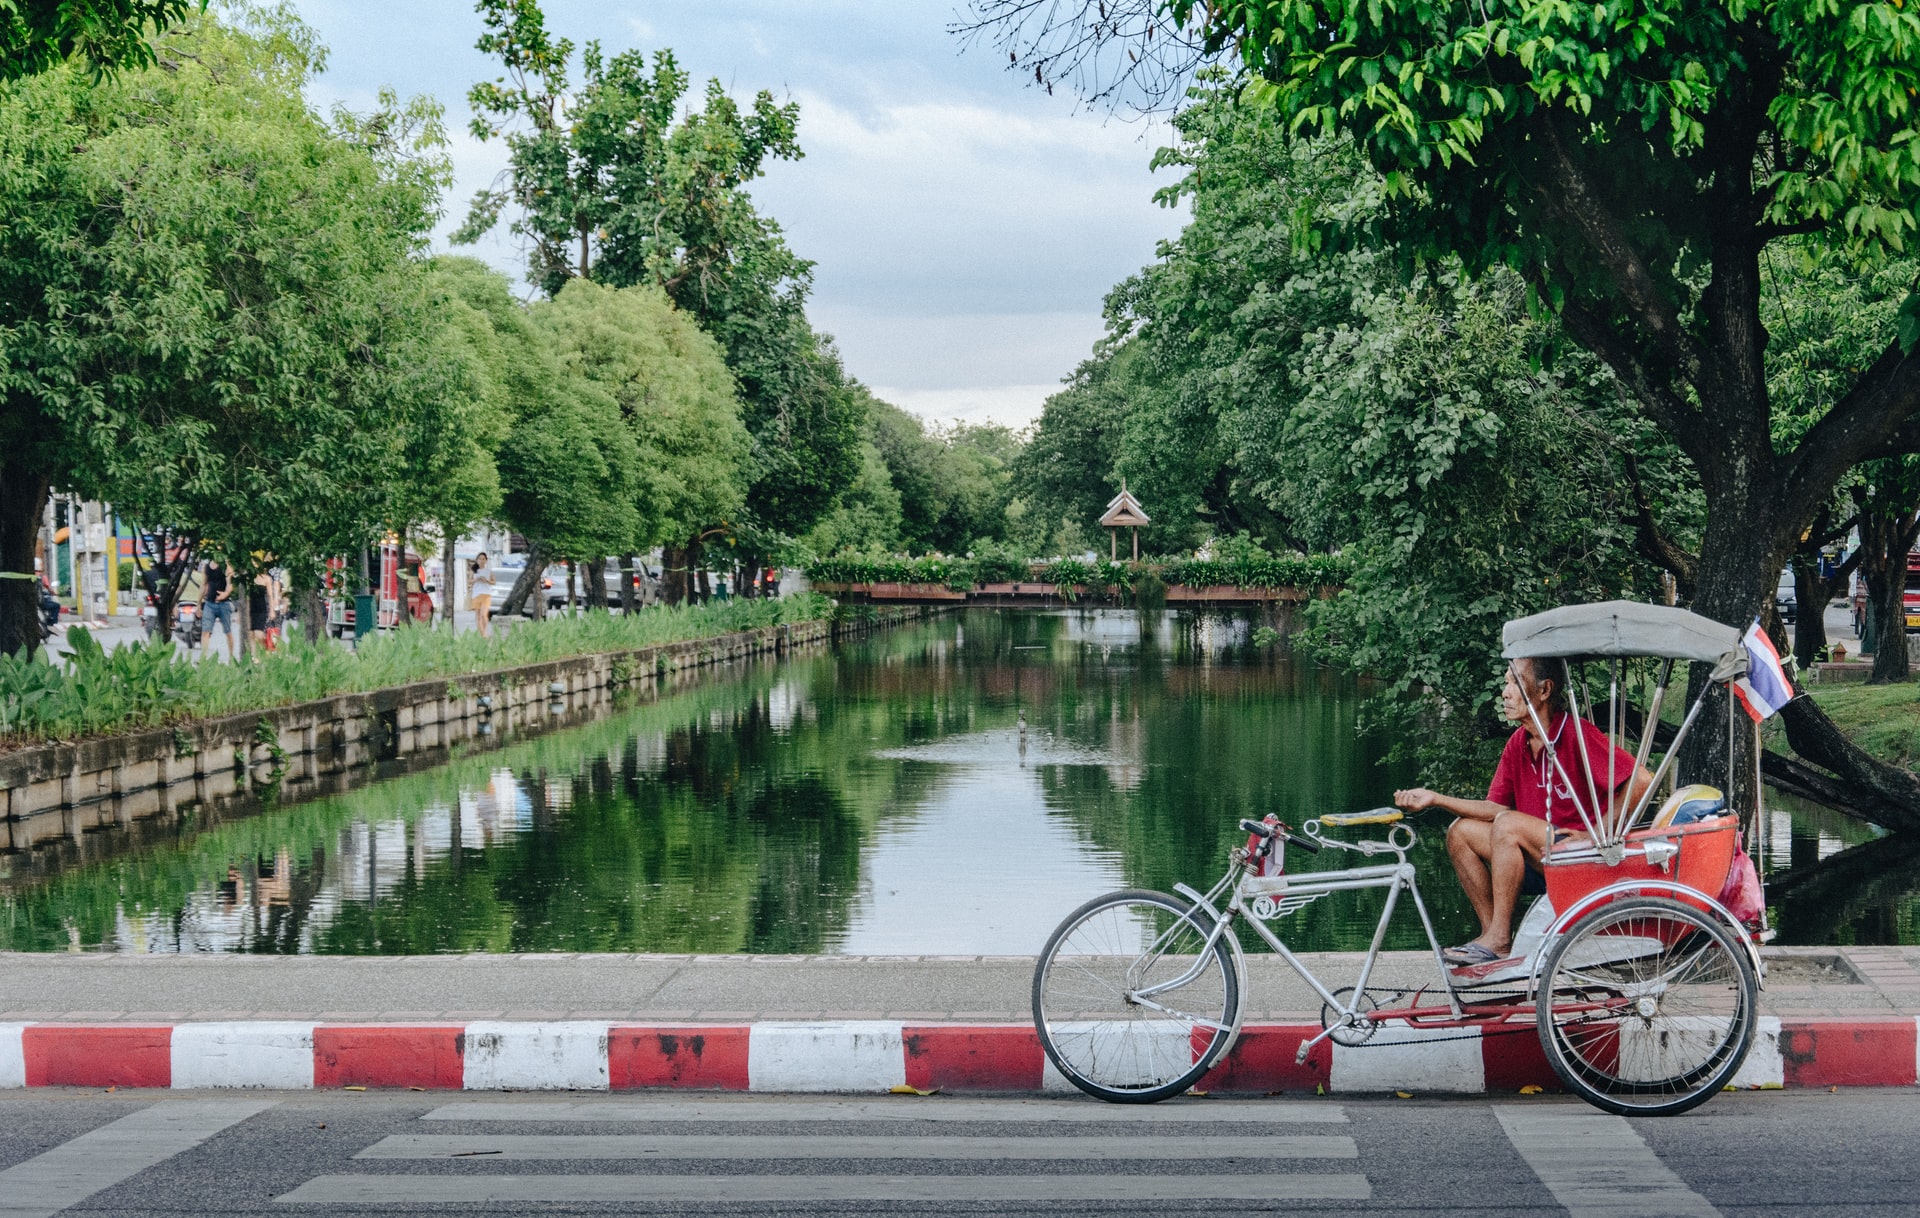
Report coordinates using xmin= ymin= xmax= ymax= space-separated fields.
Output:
xmin=484 ymin=559 xmax=528 ymax=613
xmin=1775 ymin=570 xmax=1797 ymax=626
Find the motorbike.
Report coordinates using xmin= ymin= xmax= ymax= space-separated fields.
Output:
xmin=36 ymin=581 xmax=60 ymax=640
xmin=173 ymin=599 xmax=202 ymax=649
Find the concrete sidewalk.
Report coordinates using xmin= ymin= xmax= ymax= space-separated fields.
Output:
xmin=3 ymin=948 xmax=1918 ymax=1096
xmin=1 ymin=947 xmax=1915 ymax=1024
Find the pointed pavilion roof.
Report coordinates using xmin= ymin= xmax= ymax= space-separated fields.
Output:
xmin=1100 ymin=483 xmax=1150 ymax=528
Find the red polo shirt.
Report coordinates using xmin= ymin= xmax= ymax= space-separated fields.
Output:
xmin=1487 ymin=714 xmax=1637 ymax=832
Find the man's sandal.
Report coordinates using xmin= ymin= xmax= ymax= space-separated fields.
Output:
xmin=1443 ymin=942 xmax=1501 ymax=966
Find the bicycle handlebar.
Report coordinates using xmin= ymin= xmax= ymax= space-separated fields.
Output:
xmin=1240 ymin=818 xmax=1321 ymax=854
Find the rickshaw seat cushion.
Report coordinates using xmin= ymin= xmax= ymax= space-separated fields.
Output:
xmin=1650 ymin=783 xmax=1726 ymax=828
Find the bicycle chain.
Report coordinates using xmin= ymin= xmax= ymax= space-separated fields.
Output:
xmin=1328 ymin=986 xmax=1601 ymax=1049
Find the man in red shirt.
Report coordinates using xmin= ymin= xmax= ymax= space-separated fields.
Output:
xmin=1392 ymin=656 xmax=1654 ymax=965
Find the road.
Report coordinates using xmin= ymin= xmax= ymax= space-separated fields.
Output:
xmin=0 ymin=1089 xmax=1912 ymax=1216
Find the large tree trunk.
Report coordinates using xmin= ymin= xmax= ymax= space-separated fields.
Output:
xmin=500 ymin=544 xmax=545 ymax=618
xmin=442 ymin=526 xmax=457 ymax=626
xmin=302 ymin=583 xmax=324 ymax=645
xmin=584 ymin=558 xmax=607 ymax=611
xmin=1677 ymin=490 xmax=1783 ymax=808
xmin=236 ymin=578 xmax=253 ymax=660
xmin=0 ymin=460 xmax=49 ymax=659
xmin=1790 ymin=555 xmax=1829 ymax=671
xmin=1856 ymin=493 xmax=1920 ymax=684
xmin=661 ymin=543 xmax=688 ymax=606
xmin=619 ymin=555 xmax=637 ymax=613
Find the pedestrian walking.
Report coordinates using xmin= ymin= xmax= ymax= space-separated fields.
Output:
xmin=203 ymin=561 xmax=235 ymax=659
xmin=248 ymin=572 xmax=276 ymax=653
xmin=469 ymin=551 xmax=494 ymax=638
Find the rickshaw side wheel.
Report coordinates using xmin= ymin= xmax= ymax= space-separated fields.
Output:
xmin=1535 ymin=894 xmax=1758 ymax=1117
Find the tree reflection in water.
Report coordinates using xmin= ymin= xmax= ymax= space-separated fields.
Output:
xmin=3 ymin=609 xmax=1914 ymax=953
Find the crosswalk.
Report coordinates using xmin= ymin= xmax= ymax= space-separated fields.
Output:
xmin=0 ymin=1094 xmax=1734 ymax=1214
xmin=281 ymin=1097 xmax=1372 ymax=1205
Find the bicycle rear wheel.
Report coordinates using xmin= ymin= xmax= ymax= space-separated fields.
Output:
xmin=1032 ymin=888 xmax=1240 ymax=1103
xmin=1536 ymin=894 xmax=1757 ymax=1116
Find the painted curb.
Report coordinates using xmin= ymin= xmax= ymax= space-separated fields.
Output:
xmin=0 ymin=1018 xmax=1914 ymax=1093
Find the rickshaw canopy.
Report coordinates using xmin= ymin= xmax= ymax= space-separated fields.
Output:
xmin=1501 ymin=600 xmax=1742 ymax=665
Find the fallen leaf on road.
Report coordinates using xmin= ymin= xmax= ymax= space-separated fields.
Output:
xmin=1395 ymin=1091 xmax=1413 ymax=1099
xmin=888 ymin=1085 xmax=939 ymax=1096
xmin=344 ymin=1086 xmax=366 ymax=1092
xmin=1519 ymin=1085 xmax=1544 ymax=1095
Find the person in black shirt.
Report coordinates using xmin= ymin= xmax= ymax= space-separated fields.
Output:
xmin=202 ymin=562 xmax=234 ymax=658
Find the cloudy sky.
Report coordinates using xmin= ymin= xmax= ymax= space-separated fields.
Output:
xmin=285 ymin=1 xmax=1189 ymax=430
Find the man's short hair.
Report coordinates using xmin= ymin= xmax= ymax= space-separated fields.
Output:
xmin=1520 ymin=655 xmax=1571 ymax=715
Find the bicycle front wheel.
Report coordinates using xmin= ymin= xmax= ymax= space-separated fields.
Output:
xmin=1032 ymin=888 xmax=1241 ymax=1103
xmin=1537 ymin=895 xmax=1758 ymax=1116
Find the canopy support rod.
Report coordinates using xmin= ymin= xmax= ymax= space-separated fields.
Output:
xmin=1516 ymin=663 xmax=1604 ymax=846
xmin=1618 ymin=658 xmax=1672 ymax=839
xmin=1564 ymin=676 xmax=1609 ymax=844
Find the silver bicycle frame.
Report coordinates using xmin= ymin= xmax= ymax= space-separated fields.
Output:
xmin=1150 ymin=822 xmax=1462 ymax=1067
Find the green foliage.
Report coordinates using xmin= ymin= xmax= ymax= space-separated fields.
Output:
xmin=0 ymin=594 xmax=833 ymax=744
xmin=460 ymin=0 xmax=861 ymax=546
xmin=0 ymin=10 xmax=462 ymax=604
xmin=0 ymin=0 xmax=202 ymax=80
xmin=806 ymin=553 xmax=1346 ymax=593
xmin=532 ymin=278 xmax=750 ymax=549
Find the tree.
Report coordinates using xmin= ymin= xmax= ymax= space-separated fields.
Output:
xmin=0 ymin=10 xmax=453 ymax=656
xmin=978 ymin=0 xmax=1920 ymax=806
xmin=531 ymin=277 xmax=750 ymax=573
xmin=459 ymin=0 xmax=863 ymax=576
xmin=2 ymin=0 xmax=202 ymax=80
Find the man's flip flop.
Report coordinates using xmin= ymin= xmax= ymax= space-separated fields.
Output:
xmin=1443 ymin=943 xmax=1500 ymax=965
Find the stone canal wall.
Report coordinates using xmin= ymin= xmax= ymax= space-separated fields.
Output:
xmin=0 ymin=607 xmax=932 ymax=852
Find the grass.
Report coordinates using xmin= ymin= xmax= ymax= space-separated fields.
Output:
xmin=1793 ymin=682 xmax=1920 ymax=769
xmin=0 ymin=593 xmax=836 ymax=747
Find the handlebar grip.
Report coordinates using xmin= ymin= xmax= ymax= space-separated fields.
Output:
xmin=1285 ymin=831 xmax=1322 ymax=854
xmin=1239 ymin=819 xmax=1275 ymax=838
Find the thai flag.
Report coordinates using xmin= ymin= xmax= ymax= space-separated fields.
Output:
xmin=1733 ymin=620 xmax=1794 ymax=721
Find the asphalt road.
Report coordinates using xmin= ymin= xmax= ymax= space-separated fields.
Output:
xmin=0 ymin=1088 xmax=1912 ymax=1217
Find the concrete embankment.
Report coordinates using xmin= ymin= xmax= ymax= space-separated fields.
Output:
xmin=2 ymin=947 xmax=1915 ymax=1094
xmin=0 ymin=606 xmax=932 ymax=854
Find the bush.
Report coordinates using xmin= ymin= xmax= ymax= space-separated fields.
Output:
xmin=0 ymin=593 xmax=836 ymax=745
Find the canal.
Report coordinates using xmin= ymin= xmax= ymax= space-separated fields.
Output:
xmin=1 ymin=609 xmax=1913 ymax=953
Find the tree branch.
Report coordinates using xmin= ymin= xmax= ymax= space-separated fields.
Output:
xmin=1781 ymin=339 xmax=1920 ymax=526
xmin=1527 ymin=111 xmax=1709 ymax=391
xmin=1623 ymin=454 xmax=1699 ymax=597
xmin=1558 ymin=302 xmax=1704 ymax=456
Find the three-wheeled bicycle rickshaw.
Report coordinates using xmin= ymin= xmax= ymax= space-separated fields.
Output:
xmin=1033 ymin=601 xmax=1774 ymax=1115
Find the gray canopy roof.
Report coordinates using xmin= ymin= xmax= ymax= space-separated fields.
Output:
xmin=1501 ymin=601 xmax=1743 ymax=664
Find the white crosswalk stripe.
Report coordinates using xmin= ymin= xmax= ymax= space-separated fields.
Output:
xmin=0 ymin=1099 xmax=276 ymax=1218
xmin=420 ymin=1097 xmax=1349 ymax=1123
xmin=281 ymin=1097 xmax=1372 ymax=1206
xmin=1495 ymin=1108 xmax=1722 ymax=1218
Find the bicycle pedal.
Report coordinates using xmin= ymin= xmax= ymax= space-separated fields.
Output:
xmin=1294 ymin=1043 xmax=1311 ymax=1066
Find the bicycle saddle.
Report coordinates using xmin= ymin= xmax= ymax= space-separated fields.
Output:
xmin=1318 ymin=808 xmax=1404 ymax=827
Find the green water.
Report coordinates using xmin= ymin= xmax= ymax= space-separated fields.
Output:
xmin=1 ymin=609 xmax=1913 ymax=953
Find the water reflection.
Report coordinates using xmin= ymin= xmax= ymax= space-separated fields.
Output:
xmin=4 ymin=608 xmax=1915 ymax=953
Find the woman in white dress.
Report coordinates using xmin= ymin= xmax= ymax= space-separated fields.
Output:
xmin=469 ymin=551 xmax=494 ymax=638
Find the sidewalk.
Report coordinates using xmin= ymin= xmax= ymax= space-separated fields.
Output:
xmin=3 ymin=948 xmax=1916 ymax=1094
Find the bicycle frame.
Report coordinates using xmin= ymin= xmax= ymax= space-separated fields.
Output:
xmin=1151 ymin=821 xmax=1480 ymax=1067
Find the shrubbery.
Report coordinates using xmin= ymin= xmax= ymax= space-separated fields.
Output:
xmin=0 ymin=594 xmax=833 ymax=744
xmin=806 ymin=551 xmax=1348 ymax=593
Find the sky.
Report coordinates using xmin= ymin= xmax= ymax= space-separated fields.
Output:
xmin=285 ymin=0 xmax=1189 ymax=431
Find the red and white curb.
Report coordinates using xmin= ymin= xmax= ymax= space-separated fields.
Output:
xmin=1 ymin=1017 xmax=1915 ymax=1092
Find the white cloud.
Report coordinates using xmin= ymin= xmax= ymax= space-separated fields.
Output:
xmin=816 ymin=308 xmax=1104 ymax=392
xmin=873 ymin=385 xmax=1060 ymax=432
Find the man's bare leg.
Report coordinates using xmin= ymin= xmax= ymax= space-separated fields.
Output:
xmin=1481 ymin=813 xmax=1550 ymax=954
xmin=1446 ymin=820 xmax=1495 ymax=939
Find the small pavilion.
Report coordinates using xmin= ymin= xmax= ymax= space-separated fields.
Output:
xmin=1100 ymin=482 xmax=1150 ymax=561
